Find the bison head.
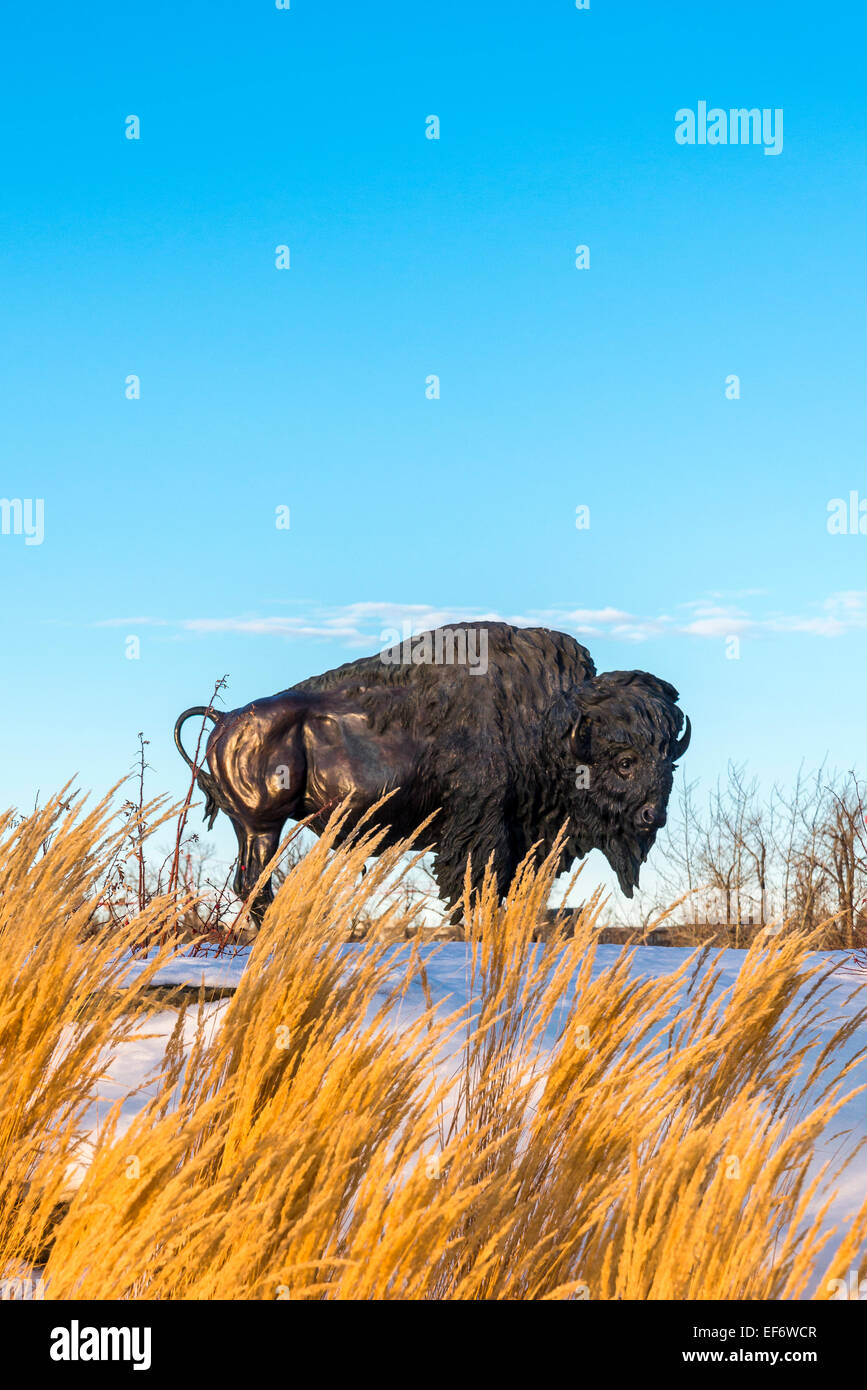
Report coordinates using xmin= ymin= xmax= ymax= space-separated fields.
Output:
xmin=569 ymin=671 xmax=691 ymax=896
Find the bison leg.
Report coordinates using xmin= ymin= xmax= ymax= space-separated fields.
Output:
xmin=230 ymin=819 xmax=248 ymax=898
xmin=233 ymin=826 xmax=282 ymax=928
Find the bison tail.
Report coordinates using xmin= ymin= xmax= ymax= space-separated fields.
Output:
xmin=174 ymin=706 xmax=225 ymax=829
xmin=174 ymin=705 xmax=222 ymax=771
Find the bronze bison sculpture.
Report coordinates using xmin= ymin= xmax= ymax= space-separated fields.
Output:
xmin=174 ymin=622 xmax=690 ymax=923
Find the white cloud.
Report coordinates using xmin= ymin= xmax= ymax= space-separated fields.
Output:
xmin=94 ymin=592 xmax=867 ymax=648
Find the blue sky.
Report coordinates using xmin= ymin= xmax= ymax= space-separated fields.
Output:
xmin=1 ymin=1 xmax=866 ymax=893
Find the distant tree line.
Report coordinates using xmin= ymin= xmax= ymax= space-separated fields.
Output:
xmin=625 ymin=764 xmax=867 ymax=947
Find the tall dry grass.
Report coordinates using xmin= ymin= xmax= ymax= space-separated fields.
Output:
xmin=0 ymin=787 xmax=198 ymax=1276
xmin=2 ymin=788 xmax=867 ymax=1298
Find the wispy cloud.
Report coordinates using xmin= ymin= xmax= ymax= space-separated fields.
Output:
xmin=95 ymin=592 xmax=867 ymax=648
xmin=96 ymin=603 xmax=501 ymax=645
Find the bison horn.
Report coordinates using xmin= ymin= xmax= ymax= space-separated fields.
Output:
xmin=673 ymin=715 xmax=691 ymax=760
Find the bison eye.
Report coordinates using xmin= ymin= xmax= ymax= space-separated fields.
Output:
xmin=616 ymin=755 xmax=636 ymax=776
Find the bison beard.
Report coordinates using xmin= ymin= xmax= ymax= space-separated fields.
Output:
xmin=174 ymin=623 xmax=691 ymax=922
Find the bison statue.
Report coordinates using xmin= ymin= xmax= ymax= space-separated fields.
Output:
xmin=174 ymin=622 xmax=691 ymax=923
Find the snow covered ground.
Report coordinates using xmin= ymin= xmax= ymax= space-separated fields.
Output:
xmin=77 ymin=944 xmax=867 ymax=1294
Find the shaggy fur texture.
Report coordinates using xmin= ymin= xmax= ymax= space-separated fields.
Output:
xmin=292 ymin=622 xmax=689 ymax=902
